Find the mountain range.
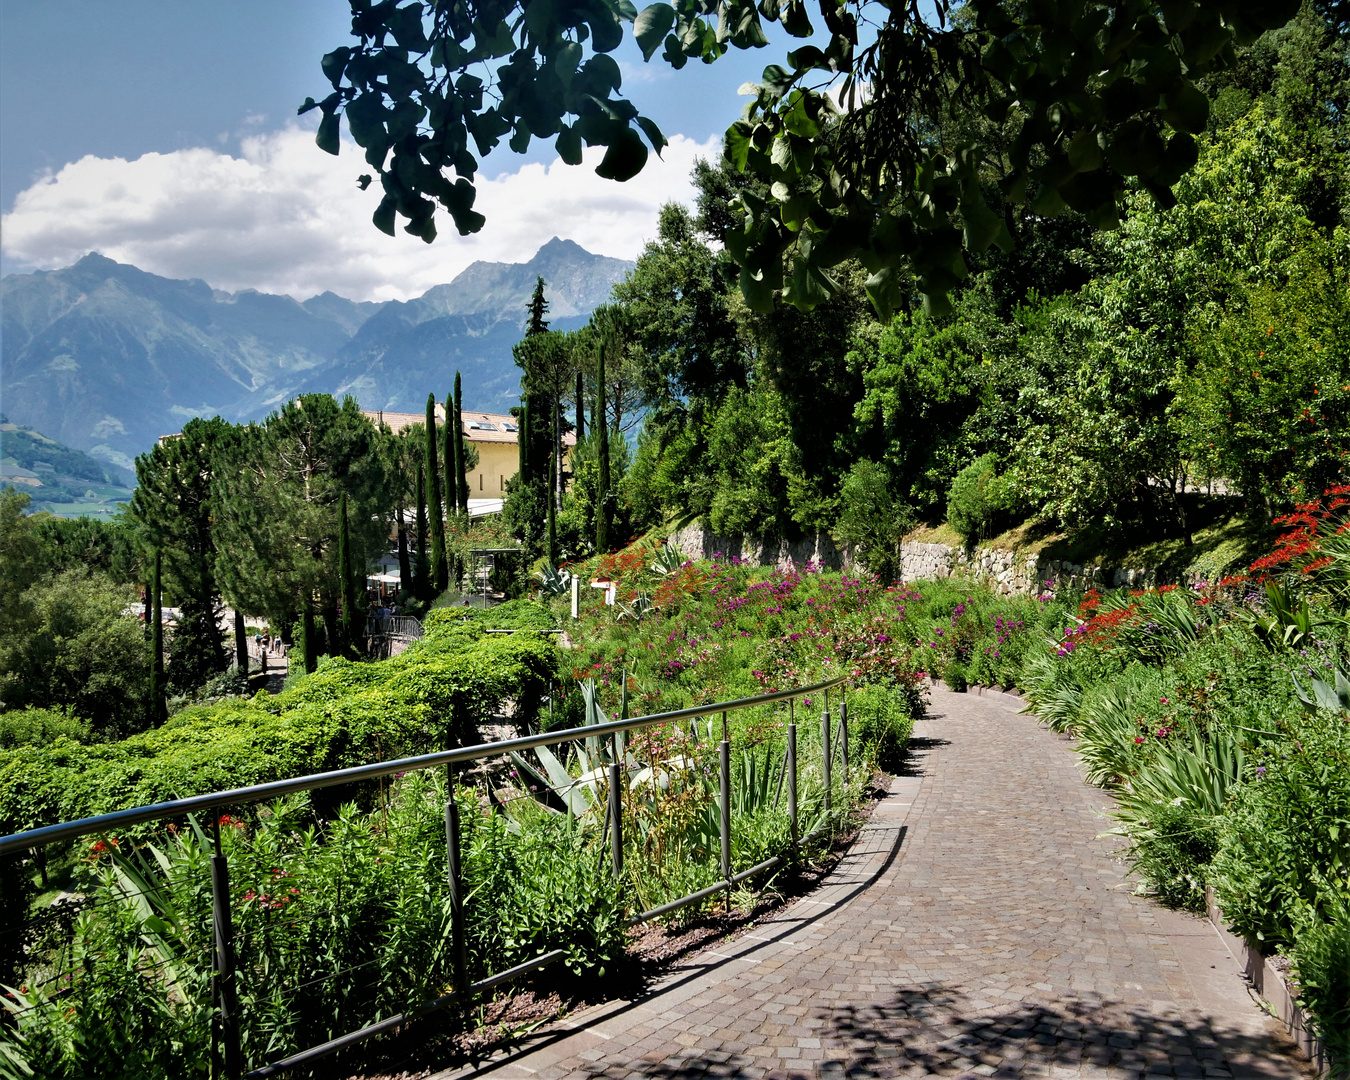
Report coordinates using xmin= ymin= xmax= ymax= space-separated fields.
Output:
xmin=0 ymin=239 xmax=631 ymax=471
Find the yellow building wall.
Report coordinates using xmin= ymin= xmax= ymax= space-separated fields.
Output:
xmin=466 ymin=441 xmax=519 ymax=495
xmin=464 ymin=440 xmax=576 ymax=496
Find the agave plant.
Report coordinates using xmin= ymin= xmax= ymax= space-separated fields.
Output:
xmin=650 ymin=543 xmax=685 ymax=577
xmin=1293 ymin=665 xmax=1350 ymax=714
xmin=616 ymin=592 xmax=654 ymax=621
xmin=534 ymin=563 xmax=573 ymax=599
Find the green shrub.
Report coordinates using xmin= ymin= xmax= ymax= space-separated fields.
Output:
xmin=0 ymin=707 xmax=93 ymax=749
xmin=835 ymin=460 xmax=909 ymax=582
xmin=1290 ymin=896 xmax=1350 ymax=1073
xmin=943 ymin=660 xmax=968 ymax=692
xmin=0 ymin=619 xmax=559 ymax=838
xmin=1121 ymin=801 xmax=1219 ymax=912
xmin=850 ymin=682 xmax=919 ymax=772
xmin=946 ymin=454 xmax=1010 ymax=544
xmin=1211 ymin=709 xmax=1350 ymax=950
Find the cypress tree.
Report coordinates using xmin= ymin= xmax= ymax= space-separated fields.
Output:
xmin=396 ymin=514 xmax=412 ymax=597
xmin=518 ymin=400 xmax=530 ymax=482
xmin=547 ymin=405 xmax=558 ymax=565
xmin=414 ymin=457 xmax=430 ymax=596
xmin=443 ymin=390 xmax=459 ymax=589
xmin=338 ymin=491 xmax=361 ymax=656
xmin=425 ymin=394 xmax=448 ymax=593
xmin=575 ymin=370 xmax=585 ymax=442
xmin=450 ymin=391 xmax=461 ymax=518
xmin=235 ymin=609 xmax=248 ymax=676
xmin=149 ymin=548 xmax=167 ymax=727
xmin=454 ymin=372 xmax=469 ymax=513
xmin=596 ymin=341 xmax=610 ymax=553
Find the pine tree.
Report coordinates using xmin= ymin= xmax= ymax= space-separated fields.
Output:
xmin=525 ymin=276 xmax=550 ymax=336
xmin=425 ymin=394 xmax=448 ymax=593
xmin=454 ymin=372 xmax=469 ymax=513
xmin=596 ymin=339 xmax=610 ymax=553
xmin=149 ymin=548 xmax=167 ymax=727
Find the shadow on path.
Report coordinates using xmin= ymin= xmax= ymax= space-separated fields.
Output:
xmin=623 ymin=984 xmax=1296 ymax=1080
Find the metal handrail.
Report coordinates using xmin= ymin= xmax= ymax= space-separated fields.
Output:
xmin=0 ymin=674 xmax=847 ymax=857
xmin=1 ymin=672 xmax=852 ymax=1079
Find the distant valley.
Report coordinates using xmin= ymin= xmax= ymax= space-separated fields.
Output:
xmin=0 ymin=239 xmax=631 ymax=472
xmin=0 ymin=420 xmax=135 ymax=517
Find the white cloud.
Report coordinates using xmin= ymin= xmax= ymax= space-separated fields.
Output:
xmin=0 ymin=126 xmax=720 ymax=302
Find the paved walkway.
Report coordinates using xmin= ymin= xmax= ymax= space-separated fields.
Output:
xmin=437 ymin=689 xmax=1311 ymax=1080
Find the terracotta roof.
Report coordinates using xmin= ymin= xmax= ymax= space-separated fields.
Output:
xmin=361 ymin=407 xmax=576 ymax=445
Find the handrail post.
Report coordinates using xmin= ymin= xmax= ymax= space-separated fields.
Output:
xmin=445 ymin=787 xmax=468 ymax=998
xmin=821 ymin=703 xmax=832 ymax=816
xmin=719 ymin=738 xmax=731 ymax=912
xmin=840 ymin=690 xmax=849 ymax=788
xmin=608 ymin=762 xmax=623 ymax=878
xmin=787 ymin=721 xmax=798 ymax=851
xmin=210 ymin=816 xmax=242 ymax=1080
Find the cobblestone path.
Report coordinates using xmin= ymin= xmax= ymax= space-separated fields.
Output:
xmin=437 ymin=689 xmax=1311 ymax=1080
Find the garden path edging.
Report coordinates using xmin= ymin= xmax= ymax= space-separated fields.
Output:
xmin=1203 ymin=885 xmax=1333 ymax=1078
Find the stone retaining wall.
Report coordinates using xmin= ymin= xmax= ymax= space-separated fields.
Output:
xmin=670 ymin=522 xmax=1199 ymax=596
xmin=897 ymin=540 xmax=1203 ymax=596
xmin=669 ymin=522 xmax=845 ymax=571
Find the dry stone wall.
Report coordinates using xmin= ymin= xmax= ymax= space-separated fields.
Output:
xmin=669 ymin=522 xmax=844 ymax=571
xmin=670 ymin=521 xmax=1200 ymax=596
xmin=896 ymin=541 xmax=1197 ymax=595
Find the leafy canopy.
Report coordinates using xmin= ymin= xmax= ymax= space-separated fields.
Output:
xmin=310 ymin=0 xmax=1302 ymax=315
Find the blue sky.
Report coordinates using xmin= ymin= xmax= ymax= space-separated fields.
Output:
xmin=0 ymin=0 xmax=811 ymax=298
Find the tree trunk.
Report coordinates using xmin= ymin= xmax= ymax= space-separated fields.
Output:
xmin=235 ymin=609 xmax=248 ymax=676
xmin=301 ymin=606 xmax=318 ymax=674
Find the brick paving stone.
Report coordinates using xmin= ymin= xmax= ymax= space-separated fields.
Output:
xmin=432 ymin=692 xmax=1314 ymax=1080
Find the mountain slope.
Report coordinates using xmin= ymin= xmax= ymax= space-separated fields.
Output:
xmin=0 ymin=420 xmax=135 ymax=517
xmin=314 ymin=237 xmax=629 ymax=412
xmin=1 ymin=254 xmax=354 ymax=469
xmin=0 ymin=239 xmax=631 ymax=466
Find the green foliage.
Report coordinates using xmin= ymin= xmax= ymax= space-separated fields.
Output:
xmin=0 ymin=567 xmax=149 ymax=740
xmin=946 ymin=453 xmax=1012 ymax=545
xmin=0 ymin=616 xmax=558 ymax=838
xmin=0 ymin=708 xmax=92 ymax=749
xmin=1212 ymin=708 xmax=1350 ymax=949
xmin=314 ymin=0 xmax=1301 ymax=315
xmin=212 ymin=395 xmax=396 ymax=636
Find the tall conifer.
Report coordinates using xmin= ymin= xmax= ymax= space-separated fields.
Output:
xmin=414 ymin=458 xmax=429 ymax=596
xmin=454 ymin=372 xmax=469 ymax=513
xmin=425 ymin=394 xmax=447 ymax=593
xmin=149 ymin=548 xmax=167 ymax=727
xmin=547 ymin=406 xmax=558 ymax=565
xmin=338 ymin=491 xmax=360 ymax=655
xmin=596 ymin=340 xmax=610 ymax=553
